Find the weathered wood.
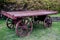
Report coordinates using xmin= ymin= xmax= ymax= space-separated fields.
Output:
xmin=1 ymin=10 xmax=58 ymax=36
xmin=52 ymin=17 xmax=60 ymax=22
xmin=1 ymin=10 xmax=57 ymax=19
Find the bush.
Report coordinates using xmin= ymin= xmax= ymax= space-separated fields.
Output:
xmin=2 ymin=0 xmax=60 ymax=11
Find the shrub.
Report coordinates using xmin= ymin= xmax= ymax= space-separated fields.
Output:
xmin=2 ymin=0 xmax=60 ymax=11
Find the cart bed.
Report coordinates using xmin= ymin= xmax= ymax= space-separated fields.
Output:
xmin=1 ymin=10 xmax=58 ymax=36
xmin=1 ymin=10 xmax=57 ymax=19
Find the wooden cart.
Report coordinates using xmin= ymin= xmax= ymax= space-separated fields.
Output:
xmin=1 ymin=10 xmax=57 ymax=36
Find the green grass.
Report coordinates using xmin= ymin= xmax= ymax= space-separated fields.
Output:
xmin=0 ymin=19 xmax=60 ymax=40
xmin=50 ymin=13 xmax=60 ymax=17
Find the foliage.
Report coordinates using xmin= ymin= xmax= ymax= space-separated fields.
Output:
xmin=1 ymin=0 xmax=60 ymax=11
xmin=0 ymin=0 xmax=4 ymax=3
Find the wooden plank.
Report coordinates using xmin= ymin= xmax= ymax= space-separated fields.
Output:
xmin=6 ymin=10 xmax=57 ymax=17
xmin=1 ymin=10 xmax=58 ymax=18
xmin=52 ymin=17 xmax=60 ymax=22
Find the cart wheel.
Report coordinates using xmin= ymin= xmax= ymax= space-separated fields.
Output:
xmin=44 ymin=16 xmax=52 ymax=28
xmin=16 ymin=18 xmax=33 ymax=37
xmin=6 ymin=18 xmax=15 ymax=29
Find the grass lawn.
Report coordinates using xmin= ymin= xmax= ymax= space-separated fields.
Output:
xmin=0 ymin=14 xmax=60 ymax=40
xmin=50 ymin=13 xmax=60 ymax=17
xmin=0 ymin=19 xmax=60 ymax=40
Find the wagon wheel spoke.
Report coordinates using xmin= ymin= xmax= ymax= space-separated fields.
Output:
xmin=16 ymin=18 xmax=33 ymax=37
xmin=23 ymin=18 xmax=33 ymax=32
xmin=6 ymin=18 xmax=15 ymax=29
xmin=44 ymin=16 xmax=52 ymax=28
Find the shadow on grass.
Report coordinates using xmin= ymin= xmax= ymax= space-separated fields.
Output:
xmin=33 ymin=23 xmax=45 ymax=30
